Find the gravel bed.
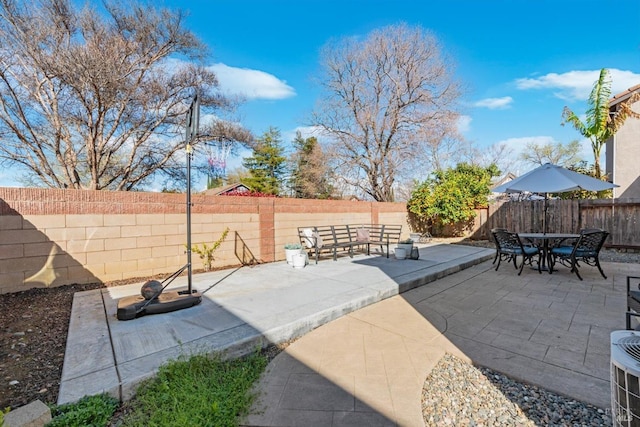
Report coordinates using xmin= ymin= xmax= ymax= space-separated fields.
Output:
xmin=422 ymin=354 xmax=612 ymax=427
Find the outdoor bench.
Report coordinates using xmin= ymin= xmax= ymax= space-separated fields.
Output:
xmin=347 ymin=224 xmax=402 ymax=258
xmin=297 ymin=224 xmax=403 ymax=264
xmin=298 ymin=225 xmax=355 ymax=263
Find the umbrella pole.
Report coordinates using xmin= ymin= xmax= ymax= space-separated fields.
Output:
xmin=543 ymin=193 xmax=548 ymax=235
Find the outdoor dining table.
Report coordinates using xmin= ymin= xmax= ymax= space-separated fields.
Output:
xmin=518 ymin=232 xmax=580 ymax=272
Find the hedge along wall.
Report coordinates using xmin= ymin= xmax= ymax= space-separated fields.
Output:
xmin=0 ymin=188 xmax=410 ymax=294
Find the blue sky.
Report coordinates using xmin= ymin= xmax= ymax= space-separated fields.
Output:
xmin=161 ymin=0 xmax=640 ymax=180
xmin=2 ymin=0 xmax=639 ymax=188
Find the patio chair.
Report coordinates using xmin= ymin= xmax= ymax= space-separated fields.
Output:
xmin=626 ymin=276 xmax=640 ymax=330
xmin=548 ymin=228 xmax=609 ymax=280
xmin=491 ymin=229 xmax=542 ymax=275
xmin=490 ymin=228 xmax=508 ymax=264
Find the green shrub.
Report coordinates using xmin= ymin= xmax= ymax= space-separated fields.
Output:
xmin=408 ymin=163 xmax=499 ymax=233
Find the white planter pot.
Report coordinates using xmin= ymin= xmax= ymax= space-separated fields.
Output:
xmin=395 ymin=247 xmax=406 ymax=260
xmin=292 ymin=253 xmax=307 ymax=269
xmin=397 ymin=243 xmax=413 ymax=254
xmin=285 ymin=248 xmax=301 ymax=264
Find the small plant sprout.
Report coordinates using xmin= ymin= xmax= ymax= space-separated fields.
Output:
xmin=189 ymin=227 xmax=230 ymax=271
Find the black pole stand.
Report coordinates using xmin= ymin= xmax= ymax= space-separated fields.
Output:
xmin=117 ymin=94 xmax=202 ymax=320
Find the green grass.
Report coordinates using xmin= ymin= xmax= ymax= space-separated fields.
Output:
xmin=1 ymin=406 xmax=10 ymax=427
xmin=46 ymin=350 xmax=269 ymax=427
xmin=47 ymin=394 xmax=119 ymax=427
xmin=121 ymin=350 xmax=268 ymax=427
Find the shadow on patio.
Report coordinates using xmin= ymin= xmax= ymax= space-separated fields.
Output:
xmin=244 ymin=255 xmax=637 ymax=425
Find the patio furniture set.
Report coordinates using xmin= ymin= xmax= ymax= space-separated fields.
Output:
xmin=491 ymin=227 xmax=609 ymax=280
xmin=298 ymin=224 xmax=402 ymax=264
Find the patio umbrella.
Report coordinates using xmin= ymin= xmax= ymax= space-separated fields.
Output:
xmin=492 ymin=163 xmax=618 ymax=233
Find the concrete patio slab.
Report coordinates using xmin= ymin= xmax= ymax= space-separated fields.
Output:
xmin=58 ymin=243 xmax=493 ymax=404
xmin=58 ymin=240 xmax=640 ymax=426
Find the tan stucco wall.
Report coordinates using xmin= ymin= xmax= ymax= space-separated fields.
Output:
xmin=608 ymin=101 xmax=640 ymax=199
xmin=0 ymin=188 xmax=410 ymax=294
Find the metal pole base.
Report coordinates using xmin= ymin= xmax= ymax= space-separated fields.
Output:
xmin=117 ymin=289 xmax=201 ymax=321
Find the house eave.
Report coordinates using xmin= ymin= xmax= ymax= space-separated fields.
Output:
xmin=610 ymin=84 xmax=640 ymax=107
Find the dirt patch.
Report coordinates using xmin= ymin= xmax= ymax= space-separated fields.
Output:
xmin=0 ymin=283 xmax=104 ymax=409
xmin=0 ymin=270 xmax=203 ymax=410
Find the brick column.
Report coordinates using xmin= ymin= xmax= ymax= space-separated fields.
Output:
xmin=370 ymin=202 xmax=380 ymax=224
xmin=258 ymin=198 xmax=275 ymax=262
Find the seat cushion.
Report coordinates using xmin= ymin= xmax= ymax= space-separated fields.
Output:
xmin=551 ymin=246 xmax=597 ymax=257
xmin=500 ymin=246 xmax=537 ymax=256
xmin=550 ymin=246 xmax=573 ymax=256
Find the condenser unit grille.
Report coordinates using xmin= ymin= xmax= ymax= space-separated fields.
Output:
xmin=611 ymin=331 xmax=640 ymax=427
xmin=618 ymin=336 xmax=640 ymax=363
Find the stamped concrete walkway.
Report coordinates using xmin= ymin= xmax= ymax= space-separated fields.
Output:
xmin=243 ymin=259 xmax=640 ymax=426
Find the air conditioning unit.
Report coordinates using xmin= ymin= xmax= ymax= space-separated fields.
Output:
xmin=611 ymin=330 xmax=640 ymax=426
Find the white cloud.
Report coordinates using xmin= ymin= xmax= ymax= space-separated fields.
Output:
xmin=575 ymin=137 xmax=595 ymax=161
xmin=282 ymin=126 xmax=333 ymax=143
xmin=473 ymin=97 xmax=513 ymax=109
xmin=209 ymin=63 xmax=296 ymax=100
xmin=280 ymin=126 xmax=339 ymax=151
xmin=457 ymin=115 xmax=472 ymax=133
xmin=515 ymin=69 xmax=640 ymax=102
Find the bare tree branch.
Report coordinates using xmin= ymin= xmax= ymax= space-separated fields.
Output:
xmin=0 ymin=0 xmax=245 ymax=190
xmin=311 ymin=23 xmax=463 ymax=201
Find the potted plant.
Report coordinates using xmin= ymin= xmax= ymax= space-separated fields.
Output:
xmin=292 ymin=252 xmax=307 ymax=269
xmin=397 ymin=238 xmax=414 ymax=254
xmin=394 ymin=247 xmax=407 ymax=260
xmin=284 ymin=243 xmax=303 ymax=264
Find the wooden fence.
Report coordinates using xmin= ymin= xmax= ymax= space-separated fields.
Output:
xmin=470 ymin=198 xmax=640 ymax=249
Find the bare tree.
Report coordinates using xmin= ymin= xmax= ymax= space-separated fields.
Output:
xmin=311 ymin=23 xmax=463 ymax=201
xmin=519 ymin=140 xmax=584 ymax=167
xmin=453 ymin=141 xmax=518 ymax=175
xmin=0 ymin=0 xmax=245 ymax=190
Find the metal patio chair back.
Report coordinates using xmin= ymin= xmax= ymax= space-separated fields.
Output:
xmin=549 ymin=228 xmax=609 ymax=280
xmin=490 ymin=228 xmax=508 ymax=265
xmin=491 ymin=229 xmax=541 ymax=275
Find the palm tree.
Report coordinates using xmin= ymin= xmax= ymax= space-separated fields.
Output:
xmin=562 ymin=68 xmax=639 ymax=179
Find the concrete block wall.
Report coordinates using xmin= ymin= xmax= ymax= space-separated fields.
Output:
xmin=0 ymin=188 xmax=410 ymax=294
